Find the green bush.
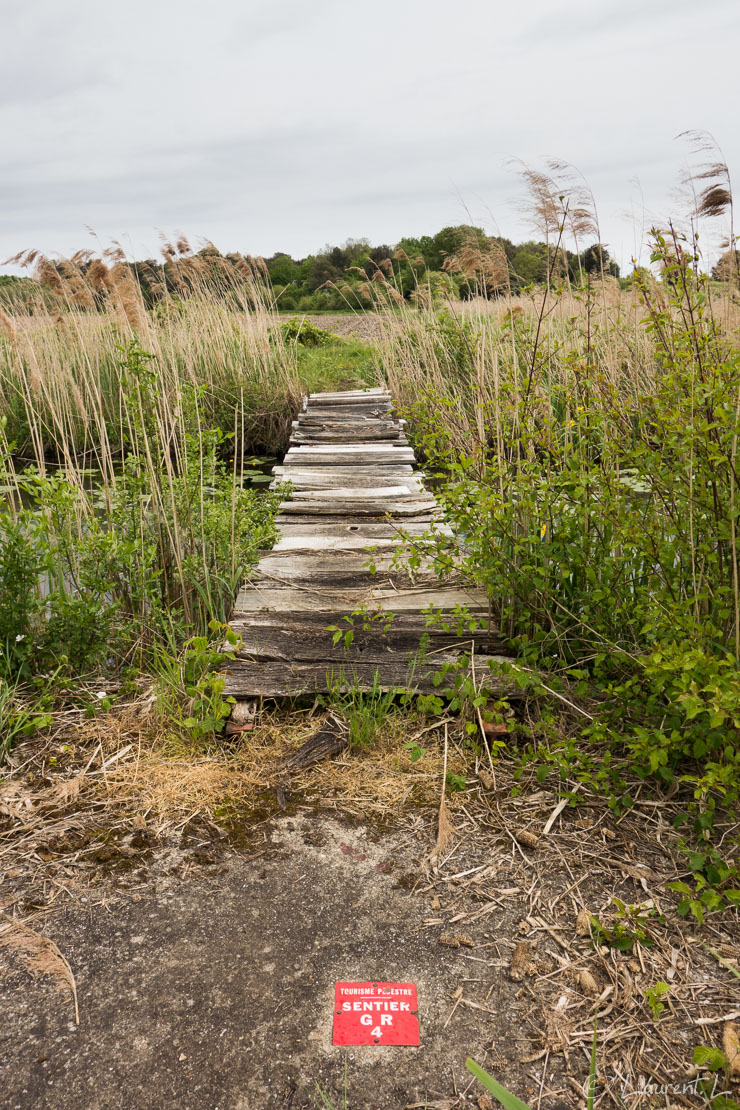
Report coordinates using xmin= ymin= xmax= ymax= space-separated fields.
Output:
xmin=280 ymin=317 xmax=332 ymax=347
xmin=398 ymin=229 xmax=740 ymax=911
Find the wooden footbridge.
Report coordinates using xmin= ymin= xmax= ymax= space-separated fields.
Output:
xmin=223 ymin=388 xmax=507 ymax=701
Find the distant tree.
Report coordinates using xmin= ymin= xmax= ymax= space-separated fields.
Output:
xmin=433 ymin=225 xmax=490 ymax=269
xmin=443 ymin=231 xmax=509 ymax=299
xmin=266 ymin=253 xmax=301 ymax=286
xmin=510 ymin=243 xmax=549 ymax=286
xmin=306 ymin=255 xmax=341 ymax=292
xmin=396 ymin=235 xmax=438 ymax=270
xmin=712 ymin=248 xmax=740 ymax=287
xmin=579 ymin=243 xmax=620 ymax=279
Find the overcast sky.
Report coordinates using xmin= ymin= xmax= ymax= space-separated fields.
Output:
xmin=1 ymin=0 xmax=738 ymax=272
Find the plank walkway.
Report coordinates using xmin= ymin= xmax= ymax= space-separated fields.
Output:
xmin=223 ymin=388 xmax=509 ymax=700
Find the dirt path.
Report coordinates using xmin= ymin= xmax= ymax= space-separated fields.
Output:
xmin=2 ymin=719 xmax=739 ymax=1109
xmin=3 ymin=813 xmax=519 ymax=1110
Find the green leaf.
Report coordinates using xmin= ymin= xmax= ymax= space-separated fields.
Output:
xmin=693 ymin=1045 xmax=726 ymax=1071
xmin=465 ymin=1059 xmax=532 ymax=1110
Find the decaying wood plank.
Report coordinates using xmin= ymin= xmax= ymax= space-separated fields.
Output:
xmin=291 ymin=421 xmax=403 ymax=433
xmin=270 ymin=523 xmax=451 ymax=551
xmin=308 ymin=388 xmax=389 ymax=398
xmin=222 ymin=656 xmax=513 ymax=698
xmin=251 ymin=550 xmax=455 ymax=589
xmin=271 ymin=474 xmax=424 ymax=493
xmin=283 ymin=450 xmax=416 ymax=466
xmin=275 ymin=512 xmax=440 ymax=527
xmin=276 ymin=719 xmax=347 ymax=774
xmin=233 ymin=584 xmax=489 ymax=614
xmin=252 ymin=567 xmax=443 ymax=591
xmin=288 ymin=486 xmax=416 ymax=501
xmin=230 ymin=608 xmax=495 ymax=634
xmin=277 ymin=499 xmax=439 ymax=516
xmin=294 ymin=417 xmax=403 ymax=428
xmin=274 ymin=464 xmax=415 ymax=477
xmin=286 ymin=442 xmax=410 ymax=452
xmin=273 ymin=521 xmax=452 ymax=539
xmin=271 ymin=535 xmax=404 ymax=552
xmin=231 ymin=618 xmax=503 ymax=662
xmin=255 ymin=550 xmax=436 ymax=575
xmin=290 ymin=432 xmax=406 ymax=445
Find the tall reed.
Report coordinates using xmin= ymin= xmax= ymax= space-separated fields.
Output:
xmin=0 ymin=246 xmax=302 ymax=679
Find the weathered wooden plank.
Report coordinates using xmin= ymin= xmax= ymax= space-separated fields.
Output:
xmin=300 ymin=403 xmax=394 ymax=414
xmin=230 ymin=609 xmax=494 ymax=634
xmin=289 ymin=486 xmax=416 ymax=501
xmin=270 ymin=473 xmax=424 ymax=493
xmin=283 ymin=446 xmax=411 ymax=456
xmin=277 ymin=499 xmax=439 ymax=517
xmin=222 ymin=656 xmax=512 ymax=698
xmin=291 ymin=432 xmax=404 ymax=443
xmin=288 ymin=442 xmax=409 ymax=452
xmin=292 ymin=419 xmax=401 ymax=428
xmin=230 ymin=615 xmax=502 ymax=661
xmin=272 ymin=535 xmax=403 ymax=552
xmin=290 ymin=431 xmax=406 ymax=445
xmin=252 ymin=569 xmax=441 ymax=591
xmin=233 ymin=585 xmax=489 ymax=614
xmin=300 ymin=413 xmax=394 ymax=425
xmin=273 ymin=522 xmax=451 ymax=539
xmin=270 ymin=522 xmax=451 ymax=550
xmin=275 ymin=512 xmax=440 ymax=526
xmin=283 ymin=455 xmax=416 ymax=468
xmin=256 ymin=551 xmax=419 ymax=575
xmin=251 ymin=552 xmax=446 ymax=589
xmin=295 ymin=417 xmax=403 ymax=428
xmin=273 ymin=465 xmax=415 ymax=479
xmin=309 ymin=388 xmax=389 ymax=397
xmin=307 ymin=396 xmax=391 ymax=406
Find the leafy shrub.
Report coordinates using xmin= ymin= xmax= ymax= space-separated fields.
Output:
xmin=392 ymin=228 xmax=740 ymax=912
xmin=280 ymin=317 xmax=333 ymax=347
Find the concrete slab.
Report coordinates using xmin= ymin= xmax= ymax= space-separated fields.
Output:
xmin=1 ymin=814 xmax=531 ymax=1110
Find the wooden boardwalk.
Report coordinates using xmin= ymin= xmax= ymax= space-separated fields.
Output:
xmin=223 ymin=388 xmax=507 ymax=700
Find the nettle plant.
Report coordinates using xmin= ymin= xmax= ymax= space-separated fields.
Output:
xmin=395 ymin=228 xmax=740 ymax=915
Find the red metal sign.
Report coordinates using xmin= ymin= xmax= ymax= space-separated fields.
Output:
xmin=333 ymin=982 xmax=419 ymax=1046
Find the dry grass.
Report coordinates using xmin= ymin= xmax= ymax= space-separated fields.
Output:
xmin=0 ymin=698 xmax=467 ymax=850
xmin=378 ymin=279 xmax=740 ymax=453
xmin=0 ymin=917 xmax=79 ymax=1023
xmin=0 ymin=245 xmax=303 ymax=466
xmin=417 ymin=765 xmax=740 ymax=1106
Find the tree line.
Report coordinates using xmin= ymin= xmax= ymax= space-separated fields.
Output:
xmin=263 ymin=226 xmax=621 ymax=311
xmin=1 ymin=226 xmax=625 ymax=315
